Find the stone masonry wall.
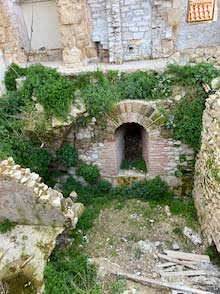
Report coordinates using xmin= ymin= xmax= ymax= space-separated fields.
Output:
xmin=193 ymin=91 xmax=220 ymax=251
xmin=3 ymin=0 xmax=220 ymax=64
xmin=67 ymin=100 xmax=194 ymax=192
xmin=0 ymin=0 xmax=26 ymax=63
xmin=57 ymin=0 xmax=97 ymax=64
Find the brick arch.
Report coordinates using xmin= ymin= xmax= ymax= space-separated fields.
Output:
xmin=106 ymin=100 xmax=166 ymax=139
xmin=98 ymin=100 xmax=167 ymax=179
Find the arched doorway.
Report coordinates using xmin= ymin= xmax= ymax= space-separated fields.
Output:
xmin=115 ymin=123 xmax=148 ymax=173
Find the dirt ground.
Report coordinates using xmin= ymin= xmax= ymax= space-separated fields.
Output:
xmin=80 ymin=199 xmax=206 ymax=293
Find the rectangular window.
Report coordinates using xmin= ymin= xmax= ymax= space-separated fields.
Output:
xmin=187 ymin=0 xmax=215 ymax=22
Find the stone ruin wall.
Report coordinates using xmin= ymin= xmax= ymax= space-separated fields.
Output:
xmin=66 ymin=100 xmax=195 ymax=194
xmin=193 ymin=91 xmax=220 ymax=252
xmin=0 ymin=0 xmax=26 ymax=63
xmin=0 ymin=157 xmax=84 ymax=293
xmin=2 ymin=0 xmax=220 ymax=65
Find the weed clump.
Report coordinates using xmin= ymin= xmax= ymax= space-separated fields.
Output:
xmin=0 ymin=219 xmax=16 ymax=233
xmin=57 ymin=143 xmax=79 ymax=168
xmin=76 ymin=162 xmax=100 ymax=184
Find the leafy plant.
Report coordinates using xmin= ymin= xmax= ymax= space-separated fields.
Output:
xmin=108 ymin=279 xmax=126 ymax=294
xmin=167 ymin=63 xmax=220 ymax=86
xmin=61 ymin=177 xmax=82 ymax=197
xmin=76 ymin=162 xmax=100 ymax=184
xmin=57 ymin=143 xmax=79 ymax=168
xmin=171 ymin=95 xmax=206 ymax=152
xmin=81 ymin=81 xmax=117 ymax=121
xmin=0 ymin=219 xmax=16 ymax=233
xmin=21 ymin=64 xmax=75 ymax=119
xmin=4 ymin=63 xmax=26 ymax=91
xmin=117 ymin=71 xmax=171 ymax=100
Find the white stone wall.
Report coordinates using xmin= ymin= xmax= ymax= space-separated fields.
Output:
xmin=87 ymin=0 xmax=108 ymax=49
xmin=120 ymin=0 xmax=152 ymax=61
xmin=20 ymin=0 xmax=61 ymax=51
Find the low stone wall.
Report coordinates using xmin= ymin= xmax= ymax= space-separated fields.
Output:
xmin=193 ymin=91 xmax=220 ymax=251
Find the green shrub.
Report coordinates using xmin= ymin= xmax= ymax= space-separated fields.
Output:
xmin=81 ymin=82 xmax=117 ymax=121
xmin=16 ymin=145 xmax=51 ymax=179
xmin=21 ymin=64 xmax=75 ymax=119
xmin=117 ymin=71 xmax=171 ymax=100
xmin=4 ymin=63 xmax=26 ymax=91
xmin=57 ymin=143 xmax=79 ymax=168
xmin=0 ymin=91 xmax=26 ymax=116
xmin=61 ymin=177 xmax=81 ymax=197
xmin=171 ymin=95 xmax=205 ymax=152
xmin=129 ymin=176 xmax=172 ymax=201
xmin=8 ymin=137 xmax=52 ymax=179
xmin=167 ymin=197 xmax=197 ymax=226
xmin=0 ymin=219 xmax=16 ymax=233
xmin=76 ymin=162 xmax=100 ymax=184
xmin=93 ymin=179 xmax=112 ymax=194
xmin=167 ymin=63 xmax=220 ymax=86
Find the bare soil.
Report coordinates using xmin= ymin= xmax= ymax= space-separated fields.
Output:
xmin=80 ymin=199 xmax=205 ymax=293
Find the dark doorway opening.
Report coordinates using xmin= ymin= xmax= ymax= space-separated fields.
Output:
xmin=124 ymin=123 xmax=142 ymax=162
xmin=115 ymin=123 xmax=148 ymax=173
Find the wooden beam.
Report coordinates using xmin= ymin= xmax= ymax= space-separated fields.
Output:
xmin=164 ymin=250 xmax=210 ymax=263
xmin=161 ymin=270 xmax=220 ymax=278
xmin=158 ymin=253 xmax=198 ymax=270
xmin=113 ymin=271 xmax=213 ymax=294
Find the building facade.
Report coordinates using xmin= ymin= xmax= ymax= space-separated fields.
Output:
xmin=1 ymin=0 xmax=220 ymax=65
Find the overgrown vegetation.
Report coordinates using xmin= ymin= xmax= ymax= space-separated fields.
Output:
xmin=1 ymin=62 xmax=217 ymax=292
xmin=57 ymin=143 xmax=79 ymax=168
xmin=1 ymin=62 xmax=219 ymax=170
xmin=4 ymin=63 xmax=26 ymax=91
xmin=21 ymin=64 xmax=75 ymax=119
xmin=76 ymin=162 xmax=100 ymax=184
xmin=166 ymin=63 xmax=220 ymax=151
xmin=0 ymin=219 xmax=16 ymax=233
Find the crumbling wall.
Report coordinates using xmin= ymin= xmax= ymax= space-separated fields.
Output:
xmin=2 ymin=0 xmax=220 ymax=64
xmin=0 ymin=0 xmax=26 ymax=63
xmin=0 ymin=157 xmax=84 ymax=293
xmin=57 ymin=0 xmax=97 ymax=64
xmin=193 ymin=91 xmax=220 ymax=251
